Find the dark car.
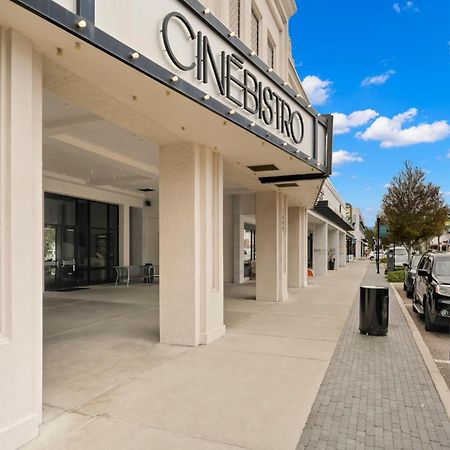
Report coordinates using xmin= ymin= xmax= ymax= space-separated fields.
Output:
xmin=413 ymin=252 xmax=450 ymax=331
xmin=403 ymin=254 xmax=422 ymax=298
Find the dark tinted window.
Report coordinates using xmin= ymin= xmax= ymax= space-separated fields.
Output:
xmin=434 ymin=258 xmax=450 ymax=276
xmin=90 ymin=201 xmax=108 ymax=228
xmin=45 ymin=195 xmax=76 ymax=226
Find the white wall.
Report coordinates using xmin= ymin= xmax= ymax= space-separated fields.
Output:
xmin=142 ymin=193 xmax=159 ymax=265
xmin=223 ymin=194 xmax=234 ymax=283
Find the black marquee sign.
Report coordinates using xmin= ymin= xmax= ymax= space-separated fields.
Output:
xmin=162 ymin=11 xmax=305 ymax=146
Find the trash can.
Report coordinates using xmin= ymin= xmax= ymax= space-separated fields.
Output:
xmin=359 ymin=286 xmax=389 ymax=335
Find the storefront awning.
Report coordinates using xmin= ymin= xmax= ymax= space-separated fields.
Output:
xmin=313 ymin=201 xmax=354 ymax=232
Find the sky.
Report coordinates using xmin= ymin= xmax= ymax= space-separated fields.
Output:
xmin=289 ymin=0 xmax=450 ymax=227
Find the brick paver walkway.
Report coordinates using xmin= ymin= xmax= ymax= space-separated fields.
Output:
xmin=297 ymin=265 xmax=450 ymax=449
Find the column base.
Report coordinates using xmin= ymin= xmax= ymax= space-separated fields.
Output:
xmin=0 ymin=414 xmax=40 ymax=450
xmin=200 ymin=325 xmax=226 ymax=345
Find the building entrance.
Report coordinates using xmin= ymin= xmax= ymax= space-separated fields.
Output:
xmin=44 ymin=193 xmax=119 ymax=290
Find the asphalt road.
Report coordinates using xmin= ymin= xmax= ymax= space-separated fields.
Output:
xmin=395 ymin=284 xmax=450 ymax=390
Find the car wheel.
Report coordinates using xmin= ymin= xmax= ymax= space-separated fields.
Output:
xmin=403 ymin=282 xmax=407 ymax=291
xmin=424 ymin=299 xmax=438 ymax=332
xmin=406 ymin=285 xmax=413 ymax=299
xmin=370 ymin=256 xmax=374 ymax=261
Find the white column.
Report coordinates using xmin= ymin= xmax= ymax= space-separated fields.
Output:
xmin=0 ymin=29 xmax=43 ymax=449
xmin=339 ymin=231 xmax=347 ymax=268
xmin=232 ymin=195 xmax=245 ymax=283
xmin=119 ymin=204 xmax=130 ymax=266
xmin=256 ymin=191 xmax=288 ymax=302
xmin=159 ymin=143 xmax=224 ymax=346
xmin=313 ymin=221 xmax=328 ymax=276
xmin=288 ymin=206 xmax=308 ymax=288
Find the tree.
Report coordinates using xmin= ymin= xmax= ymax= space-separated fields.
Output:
xmin=381 ymin=161 xmax=449 ymax=259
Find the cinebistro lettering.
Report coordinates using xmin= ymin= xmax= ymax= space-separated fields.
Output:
xmin=162 ymin=12 xmax=304 ymax=145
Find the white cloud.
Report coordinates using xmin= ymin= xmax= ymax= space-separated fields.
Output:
xmin=332 ymin=110 xmax=379 ymax=135
xmin=331 ymin=171 xmax=341 ymax=177
xmin=302 ymin=75 xmax=332 ymax=106
xmin=365 ymin=187 xmax=372 ymax=191
xmin=333 ymin=150 xmax=364 ymax=166
xmin=358 ymin=108 xmax=450 ymax=148
xmin=361 ymin=70 xmax=396 ymax=87
xmin=447 ymin=150 xmax=450 ymax=158
xmin=393 ymin=1 xmax=420 ymax=13
xmin=351 ymin=175 xmax=359 ymax=179
xmin=384 ymin=183 xmax=391 ymax=188
xmin=443 ymin=191 xmax=450 ymax=198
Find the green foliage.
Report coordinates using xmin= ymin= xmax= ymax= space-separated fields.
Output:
xmin=386 ymin=269 xmax=404 ymax=283
xmin=382 ymin=162 xmax=449 ymax=256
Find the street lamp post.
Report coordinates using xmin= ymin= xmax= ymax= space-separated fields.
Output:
xmin=376 ymin=216 xmax=381 ymax=274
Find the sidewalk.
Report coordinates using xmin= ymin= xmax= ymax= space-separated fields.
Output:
xmin=297 ymin=265 xmax=450 ymax=450
xmin=24 ymin=261 xmax=369 ymax=450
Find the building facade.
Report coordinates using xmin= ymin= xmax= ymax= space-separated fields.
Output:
xmin=0 ymin=1 xmax=365 ymax=448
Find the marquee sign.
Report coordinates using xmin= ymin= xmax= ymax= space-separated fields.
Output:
xmin=162 ymin=11 xmax=305 ymax=146
xmin=10 ymin=0 xmax=333 ymax=175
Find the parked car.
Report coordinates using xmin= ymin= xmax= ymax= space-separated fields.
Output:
xmin=403 ymin=254 xmax=422 ymax=298
xmin=367 ymin=250 xmax=384 ymax=261
xmin=413 ymin=252 xmax=450 ymax=331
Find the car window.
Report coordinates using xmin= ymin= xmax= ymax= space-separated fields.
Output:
xmin=411 ymin=256 xmax=421 ymax=268
xmin=424 ymin=258 xmax=432 ymax=273
xmin=434 ymin=259 xmax=450 ymax=276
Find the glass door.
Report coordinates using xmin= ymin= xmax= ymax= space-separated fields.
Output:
xmin=43 ymin=225 xmax=77 ymax=290
xmin=58 ymin=227 xmax=77 ymax=288
xmin=44 ymin=226 xmax=58 ymax=289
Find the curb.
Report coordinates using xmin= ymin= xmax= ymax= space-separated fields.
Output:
xmin=391 ymin=283 xmax=450 ymax=420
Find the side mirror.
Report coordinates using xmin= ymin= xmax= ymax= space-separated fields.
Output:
xmin=417 ymin=269 xmax=428 ymax=277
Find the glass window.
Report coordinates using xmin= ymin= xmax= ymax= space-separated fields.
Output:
xmin=434 ymin=258 xmax=450 ymax=276
xmin=45 ymin=195 xmax=76 ymax=226
xmin=229 ymin=0 xmax=240 ymax=37
xmin=90 ymin=230 xmax=108 ymax=268
xmin=109 ymin=204 xmax=118 ymax=230
xmin=251 ymin=6 xmax=259 ymax=54
xmin=77 ymin=199 xmax=89 ymax=228
xmin=90 ymin=201 xmax=108 ymax=228
xmin=267 ymin=35 xmax=275 ymax=69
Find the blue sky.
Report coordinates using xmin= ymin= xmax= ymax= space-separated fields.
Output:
xmin=289 ymin=0 xmax=450 ymax=227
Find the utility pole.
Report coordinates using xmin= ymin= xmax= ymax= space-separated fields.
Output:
xmin=376 ymin=216 xmax=381 ymax=274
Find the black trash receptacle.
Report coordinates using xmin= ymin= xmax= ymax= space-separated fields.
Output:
xmin=359 ymin=286 xmax=389 ymax=335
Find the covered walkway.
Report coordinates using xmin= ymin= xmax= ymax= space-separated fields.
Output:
xmin=26 ymin=261 xmax=368 ymax=450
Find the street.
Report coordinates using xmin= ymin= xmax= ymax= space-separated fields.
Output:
xmin=395 ymin=284 xmax=450 ymax=391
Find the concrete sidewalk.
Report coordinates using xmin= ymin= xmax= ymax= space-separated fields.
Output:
xmin=24 ymin=261 xmax=369 ymax=450
xmin=297 ymin=265 xmax=450 ymax=450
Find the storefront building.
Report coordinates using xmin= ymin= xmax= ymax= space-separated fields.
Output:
xmin=0 ymin=1 xmax=367 ymax=448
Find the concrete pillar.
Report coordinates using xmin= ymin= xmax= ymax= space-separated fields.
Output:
xmin=313 ymin=222 xmax=328 ymax=276
xmin=119 ymin=204 xmax=130 ymax=266
xmin=339 ymin=231 xmax=347 ymax=268
xmin=159 ymin=143 xmax=224 ymax=346
xmin=0 ymin=29 xmax=43 ymax=449
xmin=256 ymin=191 xmax=288 ymax=302
xmin=142 ymin=192 xmax=159 ymax=265
xmin=288 ymin=206 xmax=308 ymax=288
xmin=232 ymin=195 xmax=245 ymax=283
